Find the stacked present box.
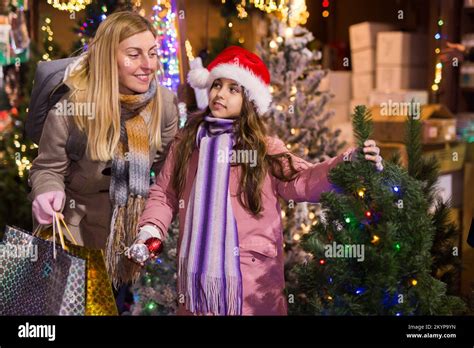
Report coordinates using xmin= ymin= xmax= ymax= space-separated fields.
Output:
xmin=349 ymin=22 xmax=395 ymax=108
xmin=375 ymin=32 xmax=427 ymax=91
xmin=321 ymin=70 xmax=355 ymax=149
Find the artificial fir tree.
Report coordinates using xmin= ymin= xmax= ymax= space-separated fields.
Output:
xmin=289 ymin=105 xmax=465 ymax=315
xmin=258 ymin=19 xmax=342 ymax=160
xmin=404 ymin=115 xmax=462 ymax=295
xmin=0 ymin=3 xmax=65 ymax=231
xmin=0 ymin=42 xmax=46 ymax=231
xmin=129 ymin=220 xmax=179 ymax=315
xmin=205 ymin=0 xmax=244 ymax=64
xmin=257 ymin=18 xmax=344 ymax=284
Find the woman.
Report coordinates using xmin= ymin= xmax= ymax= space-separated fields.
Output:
xmin=28 ymin=11 xmax=178 ymax=289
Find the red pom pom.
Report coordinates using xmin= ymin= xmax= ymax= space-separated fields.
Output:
xmin=145 ymin=237 xmax=163 ymax=255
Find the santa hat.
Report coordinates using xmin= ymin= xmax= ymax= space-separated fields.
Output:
xmin=187 ymin=46 xmax=272 ymax=116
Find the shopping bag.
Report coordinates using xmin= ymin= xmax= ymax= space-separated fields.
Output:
xmin=0 ymin=214 xmax=86 ymax=315
xmin=37 ymin=214 xmax=118 ymax=316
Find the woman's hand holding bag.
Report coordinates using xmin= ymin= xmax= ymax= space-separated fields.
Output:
xmin=32 ymin=190 xmax=65 ymax=224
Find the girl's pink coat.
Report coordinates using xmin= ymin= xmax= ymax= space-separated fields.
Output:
xmin=138 ymin=135 xmax=346 ymax=315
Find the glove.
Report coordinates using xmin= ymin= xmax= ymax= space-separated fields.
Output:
xmin=32 ymin=190 xmax=65 ymax=225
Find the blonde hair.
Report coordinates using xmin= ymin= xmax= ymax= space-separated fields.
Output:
xmin=67 ymin=11 xmax=163 ymax=162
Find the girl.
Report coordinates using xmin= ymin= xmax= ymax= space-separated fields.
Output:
xmin=135 ymin=46 xmax=383 ymax=315
xmin=29 ymin=11 xmax=179 ymax=288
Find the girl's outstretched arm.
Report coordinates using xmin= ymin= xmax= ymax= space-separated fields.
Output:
xmin=267 ymin=137 xmax=352 ymax=203
xmin=273 ymin=138 xmax=382 ymax=203
xmin=275 ymin=150 xmax=347 ymax=204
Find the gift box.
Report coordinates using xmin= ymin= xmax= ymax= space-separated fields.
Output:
xmin=351 ymin=48 xmax=376 ymax=73
xmin=327 ymin=102 xmax=355 ymax=148
xmin=371 ymin=104 xmax=457 ymax=144
xmin=423 ymin=119 xmax=457 ymax=143
xmin=376 ymin=65 xmax=426 ymax=91
xmin=320 ymin=71 xmax=352 ymax=103
xmin=376 ymin=32 xmax=427 ymax=66
xmin=349 ymin=22 xmax=396 ymax=51
xmin=352 ymin=72 xmax=374 ymax=99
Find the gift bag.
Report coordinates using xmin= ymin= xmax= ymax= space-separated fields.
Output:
xmin=0 ymin=214 xmax=86 ymax=315
xmin=0 ymin=213 xmax=118 ymax=316
xmin=35 ymin=214 xmax=118 ymax=316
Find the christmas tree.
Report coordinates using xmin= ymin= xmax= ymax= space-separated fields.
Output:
xmin=289 ymin=105 xmax=465 ymax=315
xmin=0 ymin=5 xmax=65 ymax=231
xmin=204 ymin=0 xmax=245 ymax=64
xmin=257 ymin=18 xmax=344 ymax=285
xmin=129 ymin=220 xmax=179 ymax=315
xmin=404 ymin=114 xmax=461 ymax=295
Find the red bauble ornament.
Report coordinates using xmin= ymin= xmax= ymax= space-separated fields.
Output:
xmin=145 ymin=237 xmax=164 ymax=255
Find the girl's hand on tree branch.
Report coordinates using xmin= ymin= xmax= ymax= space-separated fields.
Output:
xmin=361 ymin=139 xmax=383 ymax=172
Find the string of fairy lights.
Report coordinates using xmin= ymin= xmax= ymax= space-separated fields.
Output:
xmin=151 ymin=0 xmax=181 ymax=91
xmin=6 ymin=15 xmax=50 ymax=177
xmin=12 ymin=133 xmax=35 ymax=178
xmin=321 ymin=0 xmax=330 ymax=18
xmin=315 ymin=183 xmax=419 ymax=313
xmin=46 ymin=0 xmax=92 ymax=12
xmin=432 ymin=17 xmax=444 ymax=94
xmin=40 ymin=17 xmax=54 ymax=61
xmin=223 ymin=0 xmax=309 ymax=27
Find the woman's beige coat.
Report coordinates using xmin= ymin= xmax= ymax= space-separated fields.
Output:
xmin=28 ymin=85 xmax=179 ymax=249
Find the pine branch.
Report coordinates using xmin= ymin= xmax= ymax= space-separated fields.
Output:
xmin=406 ymin=115 xmax=422 ymax=178
xmin=419 ymin=155 xmax=440 ymax=205
xmin=352 ymin=105 xmax=373 ymax=148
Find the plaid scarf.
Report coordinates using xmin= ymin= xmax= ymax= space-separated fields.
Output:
xmin=178 ymin=115 xmax=243 ymax=315
xmin=106 ymin=79 xmax=157 ymax=289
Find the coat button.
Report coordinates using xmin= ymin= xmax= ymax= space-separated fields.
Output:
xmin=252 ymin=257 xmax=256 ymax=262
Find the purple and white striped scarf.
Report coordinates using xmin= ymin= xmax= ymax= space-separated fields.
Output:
xmin=178 ymin=115 xmax=243 ymax=315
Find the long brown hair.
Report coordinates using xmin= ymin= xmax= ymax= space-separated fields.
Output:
xmin=172 ymin=92 xmax=298 ymax=215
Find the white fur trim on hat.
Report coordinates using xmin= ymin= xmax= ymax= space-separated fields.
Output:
xmin=187 ymin=67 xmax=210 ymax=89
xmin=208 ymin=63 xmax=272 ymax=115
